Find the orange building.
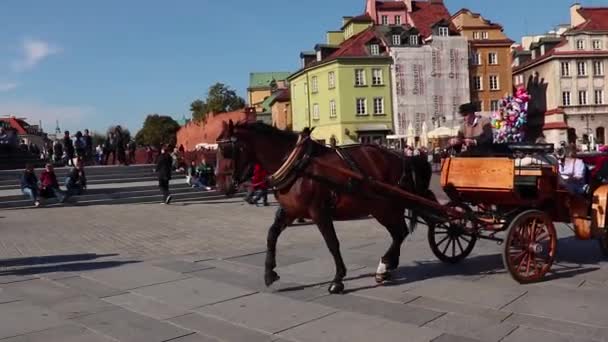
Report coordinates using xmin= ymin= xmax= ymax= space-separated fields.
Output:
xmin=451 ymin=9 xmax=514 ymax=114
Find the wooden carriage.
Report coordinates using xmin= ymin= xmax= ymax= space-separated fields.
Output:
xmin=436 ymin=145 xmax=608 ymax=283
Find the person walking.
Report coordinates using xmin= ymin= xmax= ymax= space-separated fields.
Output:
xmin=63 ymin=131 xmax=75 ymax=166
xmin=104 ymin=133 xmax=116 ymax=165
xmin=20 ymin=164 xmax=40 ymax=207
xmin=246 ymin=163 xmax=269 ymax=206
xmin=83 ymin=129 xmax=93 ymax=163
xmin=155 ymin=146 xmax=173 ymax=204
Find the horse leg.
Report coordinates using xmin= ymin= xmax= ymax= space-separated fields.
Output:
xmin=313 ymin=211 xmax=347 ymax=294
xmin=264 ymin=207 xmax=292 ymax=286
xmin=374 ymin=213 xmax=408 ymax=283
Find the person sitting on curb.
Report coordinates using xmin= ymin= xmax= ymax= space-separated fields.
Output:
xmin=65 ymin=159 xmax=87 ymax=199
xmin=39 ymin=163 xmax=66 ymax=203
xmin=196 ymin=157 xmax=214 ymax=191
xmin=20 ymin=164 xmax=40 ymax=207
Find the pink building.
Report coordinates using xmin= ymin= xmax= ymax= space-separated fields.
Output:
xmin=365 ymin=0 xmax=413 ymax=26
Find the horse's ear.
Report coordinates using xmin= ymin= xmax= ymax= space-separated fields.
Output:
xmin=309 ymin=127 xmax=316 ymax=134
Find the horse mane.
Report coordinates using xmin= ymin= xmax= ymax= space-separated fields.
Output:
xmin=235 ymin=121 xmax=298 ymax=141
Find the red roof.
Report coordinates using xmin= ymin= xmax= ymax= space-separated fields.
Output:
xmin=545 ymin=108 xmax=565 ymax=116
xmin=0 ymin=117 xmax=28 ymax=134
xmin=512 ymin=39 xmax=568 ymax=72
xmin=377 ymin=1 xmax=407 ymax=10
xmin=410 ymin=1 xmax=455 ymax=38
xmin=273 ymin=88 xmax=290 ymax=103
xmin=326 ymin=28 xmax=379 ymax=59
xmin=571 ymin=7 xmax=608 ymax=32
xmin=543 ymin=122 xmax=569 ymax=130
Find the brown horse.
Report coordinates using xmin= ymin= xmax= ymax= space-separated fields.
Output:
xmin=217 ymin=120 xmax=434 ymax=293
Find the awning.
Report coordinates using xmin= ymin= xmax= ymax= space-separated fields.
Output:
xmin=427 ymin=127 xmax=456 ymax=138
xmin=355 ymin=124 xmax=391 ymax=132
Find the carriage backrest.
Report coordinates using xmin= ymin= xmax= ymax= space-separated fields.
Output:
xmin=441 ymin=157 xmax=515 ymax=190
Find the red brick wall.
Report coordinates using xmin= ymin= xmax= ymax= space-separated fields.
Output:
xmin=176 ymin=108 xmax=256 ymax=151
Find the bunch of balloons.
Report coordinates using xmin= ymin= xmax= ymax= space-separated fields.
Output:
xmin=491 ymin=87 xmax=531 ymax=143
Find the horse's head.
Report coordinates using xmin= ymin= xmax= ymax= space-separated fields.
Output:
xmin=216 ymin=120 xmax=256 ymax=196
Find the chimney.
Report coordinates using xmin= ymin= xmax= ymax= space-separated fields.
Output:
xmin=570 ymin=3 xmax=585 ymax=28
xmin=404 ymin=0 xmax=413 ymax=12
xmin=365 ymin=0 xmax=377 ymax=19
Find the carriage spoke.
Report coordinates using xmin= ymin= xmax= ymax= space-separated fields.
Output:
xmin=518 ymin=253 xmax=529 ymax=272
xmin=442 ymin=238 xmax=453 ymax=255
xmin=460 ymin=235 xmax=472 ymax=243
xmin=436 ymin=235 xmax=450 ymax=248
xmin=456 ymin=237 xmax=465 ymax=254
xmin=452 ymin=237 xmax=457 ymax=256
xmin=525 ymin=253 xmax=532 ymax=275
xmin=536 ymin=231 xmax=549 ymax=242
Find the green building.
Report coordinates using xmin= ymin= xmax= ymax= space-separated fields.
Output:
xmin=289 ymin=15 xmax=393 ymax=145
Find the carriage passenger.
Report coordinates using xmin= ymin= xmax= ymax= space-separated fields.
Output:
xmin=558 ymin=144 xmax=587 ymax=196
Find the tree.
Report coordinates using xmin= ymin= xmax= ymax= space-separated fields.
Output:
xmin=135 ymin=114 xmax=180 ymax=148
xmin=190 ymin=83 xmax=246 ymax=122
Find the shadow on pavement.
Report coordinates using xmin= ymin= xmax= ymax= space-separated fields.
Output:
xmin=0 ymin=253 xmax=118 ymax=268
xmin=0 ymin=253 xmax=139 ymax=277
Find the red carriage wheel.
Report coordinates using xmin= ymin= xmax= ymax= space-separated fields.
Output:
xmin=428 ymin=202 xmax=477 ymax=264
xmin=502 ymin=210 xmax=557 ymax=284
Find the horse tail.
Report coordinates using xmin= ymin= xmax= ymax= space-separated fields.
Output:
xmin=402 ymin=155 xmax=435 ymax=235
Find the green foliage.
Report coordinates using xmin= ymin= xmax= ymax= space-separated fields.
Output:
xmin=191 ymin=83 xmax=246 ymax=122
xmin=135 ymin=114 xmax=180 ymax=148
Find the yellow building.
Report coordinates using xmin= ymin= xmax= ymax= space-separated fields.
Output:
xmin=247 ymin=72 xmax=291 ymax=113
xmin=451 ymin=9 xmax=514 ymax=114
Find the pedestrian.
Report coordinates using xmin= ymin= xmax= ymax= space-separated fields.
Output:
xmin=65 ymin=159 xmax=87 ymax=198
xmin=104 ymin=133 xmax=116 ymax=165
xmin=155 ymin=146 xmax=173 ymax=204
xmin=39 ymin=163 xmax=66 ymax=203
xmin=245 ymin=163 xmax=269 ymax=206
xmin=20 ymin=164 xmax=40 ymax=207
xmin=53 ymin=140 xmax=63 ymax=164
xmin=63 ymin=131 xmax=75 ymax=166
xmin=84 ymin=129 xmax=93 ymax=163
xmin=196 ymin=157 xmax=214 ymax=190
xmin=74 ymin=131 xmax=86 ymax=160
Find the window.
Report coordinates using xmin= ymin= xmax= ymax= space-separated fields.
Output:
xmin=438 ymin=27 xmax=449 ymax=37
xmin=356 ymin=98 xmax=367 ymax=115
xmin=312 ymin=103 xmax=320 ymax=120
xmin=595 ymin=90 xmax=605 ymax=105
xmin=562 ymin=91 xmax=571 ymax=106
xmin=355 ymin=69 xmax=366 ymax=86
xmin=593 ymin=40 xmax=602 ymax=50
xmin=488 ymin=52 xmax=498 ymax=65
xmin=481 ymin=31 xmax=489 ymax=39
xmin=395 ymin=15 xmax=401 ymax=25
xmin=328 ymin=71 xmax=336 ymax=89
xmin=597 ymin=127 xmax=606 ymax=145
xmin=473 ymin=31 xmax=480 ymax=40
xmin=373 ymin=97 xmax=385 ymax=115
xmin=392 ymin=34 xmax=401 ymax=46
xmin=472 ymin=52 xmax=482 ymax=65
xmin=579 ymin=90 xmax=588 ymax=105
xmin=409 ymin=35 xmax=419 ymax=46
xmin=370 ymin=44 xmax=380 ymax=56
xmin=489 ymin=75 xmax=499 ymax=90
xmin=329 ymin=100 xmax=337 ymax=118
xmin=372 ymin=68 xmax=383 ymax=85
xmin=561 ymin=62 xmax=570 ymax=77
xmin=577 ymin=61 xmax=587 ymax=76
xmin=593 ymin=61 xmax=604 ymax=76
xmin=490 ymin=100 xmax=500 ymax=111
xmin=473 ymin=76 xmax=482 ymax=90
xmin=311 ymin=76 xmax=318 ymax=93
xmin=381 ymin=15 xmax=389 ymax=25
xmin=576 ymin=40 xmax=585 ymax=50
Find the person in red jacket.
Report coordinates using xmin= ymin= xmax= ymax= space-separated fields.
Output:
xmin=246 ymin=163 xmax=269 ymax=206
xmin=39 ymin=163 xmax=66 ymax=203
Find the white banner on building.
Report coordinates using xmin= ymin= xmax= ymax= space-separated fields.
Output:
xmin=391 ymin=36 xmax=470 ymax=137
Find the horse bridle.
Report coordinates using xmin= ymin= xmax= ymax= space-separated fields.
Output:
xmin=217 ymin=137 xmax=248 ymax=188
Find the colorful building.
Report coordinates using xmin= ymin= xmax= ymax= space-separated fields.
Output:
xmin=289 ymin=15 xmax=394 ymax=145
xmin=451 ymin=9 xmax=514 ymax=115
xmin=512 ymin=4 xmax=608 ymax=147
xmin=247 ymin=72 xmax=291 ymax=114
xmin=269 ymin=89 xmax=292 ymax=130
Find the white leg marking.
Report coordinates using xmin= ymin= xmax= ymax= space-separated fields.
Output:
xmin=376 ymin=261 xmax=387 ymax=274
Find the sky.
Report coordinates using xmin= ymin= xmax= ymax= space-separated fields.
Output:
xmin=0 ymin=0 xmax=600 ymax=134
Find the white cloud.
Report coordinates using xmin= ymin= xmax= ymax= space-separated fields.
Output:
xmin=12 ymin=39 xmax=60 ymax=72
xmin=0 ymin=102 xmax=95 ymax=133
xmin=0 ymin=82 xmax=18 ymax=92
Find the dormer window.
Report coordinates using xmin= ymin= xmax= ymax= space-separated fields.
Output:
xmin=370 ymin=44 xmax=380 ymax=56
xmin=576 ymin=39 xmax=585 ymax=50
xmin=481 ymin=31 xmax=489 ymax=40
xmin=395 ymin=16 xmax=402 ymax=25
xmin=438 ymin=27 xmax=449 ymax=37
xmin=316 ymin=50 xmax=322 ymax=62
xmin=409 ymin=35 xmax=419 ymax=46
xmin=392 ymin=35 xmax=402 ymax=46
xmin=382 ymin=15 xmax=389 ymax=25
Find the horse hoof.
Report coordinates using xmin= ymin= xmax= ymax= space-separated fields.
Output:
xmin=264 ymin=271 xmax=280 ymax=287
xmin=375 ymin=272 xmax=392 ymax=284
xmin=328 ymin=282 xmax=345 ymax=294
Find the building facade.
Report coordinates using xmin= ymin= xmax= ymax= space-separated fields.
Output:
xmin=512 ymin=4 xmax=608 ymax=146
xmin=451 ymin=9 xmax=514 ymax=115
xmin=247 ymin=72 xmax=291 ymax=113
xmin=269 ymin=89 xmax=293 ymax=130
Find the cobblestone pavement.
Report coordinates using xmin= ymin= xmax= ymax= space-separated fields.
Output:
xmin=1 ymin=177 xmax=608 ymax=341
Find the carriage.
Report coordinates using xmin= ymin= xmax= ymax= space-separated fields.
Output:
xmin=433 ymin=144 xmax=608 ymax=283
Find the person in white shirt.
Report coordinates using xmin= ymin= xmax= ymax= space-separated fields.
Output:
xmin=558 ymin=145 xmax=586 ymax=195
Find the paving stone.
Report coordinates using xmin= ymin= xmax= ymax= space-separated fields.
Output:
xmin=72 ymin=308 xmax=191 ymax=342
xmin=82 ymin=263 xmax=187 ymax=290
xmin=432 ymin=334 xmax=483 ymax=342
xmin=423 ymin=312 xmax=517 ymax=342
xmin=0 ymin=288 xmax=21 ymax=304
xmin=276 ymin=258 xmax=367 ymax=284
xmin=45 ymin=295 xmax=117 ymax=319
xmin=405 ymin=278 xmax=527 ymax=310
xmin=278 ymin=311 xmax=441 ymax=342
xmin=151 ymin=260 xmax=215 ymax=274
xmin=343 ymin=274 xmax=422 ymax=304
xmin=169 ymin=313 xmax=275 ymax=342
xmin=0 ymin=274 xmax=38 ymax=285
xmin=501 ymin=326 xmax=599 ymax=342
xmin=103 ymin=292 xmax=189 ymax=320
xmin=133 ymin=277 xmax=256 ymax=309
xmin=1 ymin=279 xmax=80 ymax=305
xmin=272 ymin=282 xmax=329 ymax=301
xmin=40 ymin=271 xmax=79 ymax=281
xmin=0 ymin=301 xmax=65 ymax=339
xmin=225 ymin=251 xmax=311 ymax=268
xmin=505 ymin=313 xmax=608 ymax=342
xmin=170 ymin=332 xmax=221 ymax=342
xmin=1 ymin=323 xmax=115 ymax=342
xmin=408 ymin=296 xmax=511 ymax=322
xmin=198 ymin=292 xmax=336 ymax=334
xmin=53 ymin=276 xmax=125 ymax=298
xmin=191 ymin=265 xmax=266 ymax=290
xmin=313 ymin=293 xmax=444 ymax=326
